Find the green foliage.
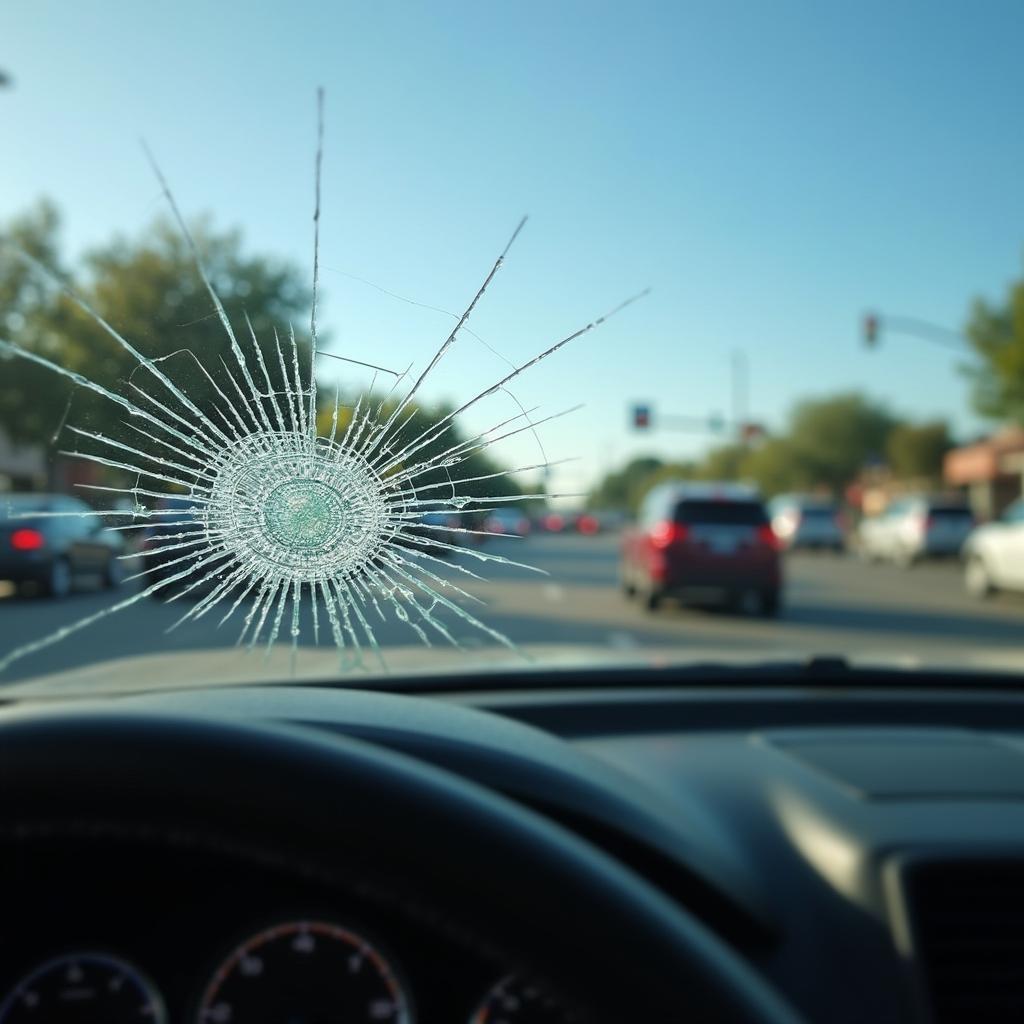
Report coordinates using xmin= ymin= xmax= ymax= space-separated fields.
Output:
xmin=1 ymin=205 xmax=312 ymax=447
xmin=695 ymin=443 xmax=747 ymax=482
xmin=963 ymin=284 xmax=1024 ymax=424
xmin=315 ymin=395 xmax=527 ymax=506
xmin=586 ymin=456 xmax=664 ymax=513
xmin=740 ymin=437 xmax=808 ymax=496
xmin=0 ymin=200 xmax=71 ymax=445
xmin=786 ymin=392 xmax=896 ymax=492
xmin=884 ymin=420 xmax=951 ymax=484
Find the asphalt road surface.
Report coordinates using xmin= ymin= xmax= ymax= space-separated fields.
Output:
xmin=2 ymin=533 xmax=1024 ymax=685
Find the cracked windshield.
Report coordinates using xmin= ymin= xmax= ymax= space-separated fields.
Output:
xmin=2 ymin=2 xmax=1024 ymax=693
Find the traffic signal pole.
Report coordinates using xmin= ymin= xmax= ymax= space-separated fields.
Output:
xmin=862 ymin=312 xmax=970 ymax=353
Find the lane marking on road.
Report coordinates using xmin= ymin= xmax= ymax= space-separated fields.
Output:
xmin=607 ymin=630 xmax=638 ymax=649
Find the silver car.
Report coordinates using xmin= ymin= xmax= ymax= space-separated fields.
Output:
xmin=858 ymin=496 xmax=974 ymax=567
xmin=768 ymin=495 xmax=845 ymax=552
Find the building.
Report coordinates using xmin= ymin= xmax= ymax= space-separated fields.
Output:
xmin=944 ymin=426 xmax=1024 ymax=520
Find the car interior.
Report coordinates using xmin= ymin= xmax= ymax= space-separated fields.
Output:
xmin=1 ymin=659 xmax=1020 ymax=1023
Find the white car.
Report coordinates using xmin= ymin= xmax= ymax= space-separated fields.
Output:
xmin=963 ymin=499 xmax=1024 ymax=597
xmin=858 ymin=497 xmax=974 ymax=567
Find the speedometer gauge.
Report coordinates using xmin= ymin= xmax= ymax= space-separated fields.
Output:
xmin=469 ymin=974 xmax=580 ymax=1024
xmin=197 ymin=920 xmax=412 ymax=1024
xmin=0 ymin=953 xmax=165 ymax=1024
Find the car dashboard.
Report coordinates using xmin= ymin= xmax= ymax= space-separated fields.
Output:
xmin=2 ymin=666 xmax=1024 ymax=1023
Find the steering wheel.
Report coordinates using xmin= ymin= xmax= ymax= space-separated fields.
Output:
xmin=0 ymin=709 xmax=805 ymax=1023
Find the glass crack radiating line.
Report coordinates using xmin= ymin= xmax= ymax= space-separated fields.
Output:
xmin=0 ymin=95 xmax=644 ymax=677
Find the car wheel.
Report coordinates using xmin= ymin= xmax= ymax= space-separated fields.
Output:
xmin=642 ymin=587 xmax=663 ymax=612
xmin=761 ymin=589 xmax=781 ymax=617
xmin=104 ymin=555 xmax=125 ymax=589
xmin=46 ymin=557 xmax=73 ymax=599
xmin=965 ymin=556 xmax=994 ymax=599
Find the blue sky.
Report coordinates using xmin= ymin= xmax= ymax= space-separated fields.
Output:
xmin=3 ymin=1 xmax=1024 ymax=500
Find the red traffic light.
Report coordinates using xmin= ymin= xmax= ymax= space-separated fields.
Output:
xmin=632 ymin=404 xmax=651 ymax=429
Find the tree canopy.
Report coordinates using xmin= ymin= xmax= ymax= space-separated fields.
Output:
xmin=963 ymin=280 xmax=1024 ymax=425
xmin=884 ymin=420 xmax=951 ymax=484
xmin=0 ymin=202 xmax=312 ymax=448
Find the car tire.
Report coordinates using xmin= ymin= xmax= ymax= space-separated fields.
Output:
xmin=46 ymin=557 xmax=73 ymax=599
xmin=965 ymin=556 xmax=994 ymax=599
xmin=761 ymin=589 xmax=781 ymax=617
xmin=642 ymin=587 xmax=663 ymax=612
xmin=104 ymin=555 xmax=125 ymax=589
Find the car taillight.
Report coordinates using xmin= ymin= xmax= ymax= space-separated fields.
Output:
xmin=650 ymin=522 xmax=688 ymax=548
xmin=10 ymin=528 xmax=45 ymax=551
xmin=577 ymin=515 xmax=599 ymax=535
xmin=756 ymin=524 xmax=780 ymax=549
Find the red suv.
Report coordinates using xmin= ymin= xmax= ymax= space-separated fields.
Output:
xmin=621 ymin=483 xmax=782 ymax=615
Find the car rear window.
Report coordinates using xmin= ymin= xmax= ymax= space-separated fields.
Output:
xmin=673 ymin=500 xmax=768 ymax=525
xmin=929 ymin=507 xmax=972 ymax=519
xmin=800 ymin=507 xmax=836 ymax=519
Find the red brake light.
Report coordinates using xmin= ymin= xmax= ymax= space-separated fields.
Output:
xmin=757 ymin=524 xmax=780 ymax=550
xmin=577 ymin=514 xmax=599 ymax=535
xmin=10 ymin=528 xmax=45 ymax=551
xmin=650 ymin=522 xmax=688 ymax=548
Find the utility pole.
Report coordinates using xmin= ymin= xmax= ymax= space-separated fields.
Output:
xmin=732 ymin=349 xmax=749 ymax=443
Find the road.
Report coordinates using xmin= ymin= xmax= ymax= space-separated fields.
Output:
xmin=2 ymin=533 xmax=1024 ymax=685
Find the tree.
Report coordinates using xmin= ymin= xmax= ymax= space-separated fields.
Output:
xmin=0 ymin=200 xmax=72 ymax=445
xmin=963 ymin=282 xmax=1024 ymax=424
xmin=885 ymin=420 xmax=951 ymax=483
xmin=786 ymin=393 xmax=896 ymax=493
xmin=740 ymin=437 xmax=808 ymax=497
xmin=696 ymin=443 xmax=747 ymax=482
xmin=586 ymin=456 xmax=664 ymax=512
xmin=315 ymin=395 xmax=527 ymax=509
xmin=0 ymin=206 xmax=312 ymax=449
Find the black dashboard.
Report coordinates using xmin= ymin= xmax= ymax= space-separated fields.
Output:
xmin=2 ymin=667 xmax=1024 ymax=1023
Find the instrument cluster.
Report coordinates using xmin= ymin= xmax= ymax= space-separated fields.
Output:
xmin=0 ymin=837 xmax=581 ymax=1024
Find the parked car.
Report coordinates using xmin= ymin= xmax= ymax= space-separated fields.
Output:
xmin=857 ymin=496 xmax=974 ymax=567
xmin=768 ymin=494 xmax=845 ymax=551
xmin=963 ymin=498 xmax=1024 ymax=597
xmin=484 ymin=507 xmax=531 ymax=536
xmin=0 ymin=493 xmax=125 ymax=597
xmin=140 ymin=496 xmax=205 ymax=589
xmin=621 ymin=482 xmax=782 ymax=615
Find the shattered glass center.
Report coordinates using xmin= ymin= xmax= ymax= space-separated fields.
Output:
xmin=263 ymin=478 xmax=344 ymax=550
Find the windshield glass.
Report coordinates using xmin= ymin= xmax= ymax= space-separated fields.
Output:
xmin=2 ymin=4 xmax=1024 ymax=693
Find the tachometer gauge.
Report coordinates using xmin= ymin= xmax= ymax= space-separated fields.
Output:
xmin=0 ymin=953 xmax=165 ymax=1023
xmin=197 ymin=920 xmax=412 ymax=1024
xmin=469 ymin=974 xmax=580 ymax=1023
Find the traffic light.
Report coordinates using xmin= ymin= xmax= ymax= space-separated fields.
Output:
xmin=863 ymin=313 xmax=880 ymax=348
xmin=632 ymin=404 xmax=651 ymax=429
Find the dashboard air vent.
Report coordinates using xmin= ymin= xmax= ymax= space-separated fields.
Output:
xmin=904 ymin=860 xmax=1024 ymax=1023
